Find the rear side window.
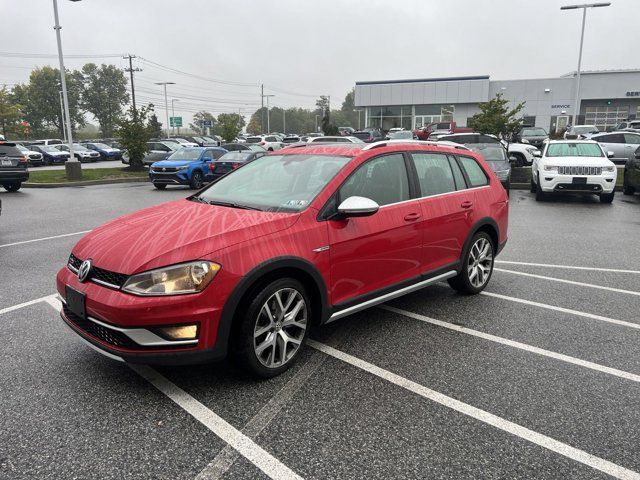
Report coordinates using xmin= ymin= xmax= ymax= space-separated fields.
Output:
xmin=458 ymin=156 xmax=489 ymax=187
xmin=448 ymin=156 xmax=467 ymax=190
xmin=0 ymin=144 xmax=22 ymax=156
xmin=624 ymin=133 xmax=640 ymax=144
xmin=208 ymin=149 xmax=225 ymax=159
xmin=599 ymin=134 xmax=625 ymax=143
xmin=411 ymin=153 xmax=456 ymax=197
xmin=339 ymin=154 xmax=410 ymax=206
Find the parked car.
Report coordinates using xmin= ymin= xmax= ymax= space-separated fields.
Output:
xmin=0 ymin=142 xmax=29 ymax=191
xmin=307 ymin=136 xmax=364 ymax=144
xmin=614 ymin=120 xmax=640 ymax=131
xmin=515 ymin=126 xmax=548 ymax=149
xmin=465 ymin=143 xmax=512 ymax=192
xmin=208 ymin=151 xmax=267 ymax=180
xmin=80 ymin=142 xmax=123 ymax=161
xmin=220 ymin=143 xmax=267 ymax=152
xmin=31 ymin=139 xmax=63 ymax=146
xmin=414 ymin=121 xmax=472 ymax=140
xmin=386 ymin=130 xmax=415 ymax=140
xmin=282 ymin=135 xmax=301 ymax=144
xmin=15 ymin=144 xmax=44 ymax=167
xmin=55 ymin=144 xmax=101 ymax=163
xmin=563 ymin=125 xmax=599 ymax=139
xmin=590 ymin=131 xmax=640 ymax=165
xmin=531 ymin=140 xmax=617 ymax=203
xmin=141 ymin=141 xmax=183 ymax=167
xmin=148 ymin=146 xmax=227 ymax=189
xmin=351 ymin=130 xmax=384 ymax=143
xmin=167 ymin=137 xmax=199 ymax=148
xmin=245 ymin=135 xmax=283 ymax=151
xmin=622 ymin=146 xmax=640 ymax=196
xmin=437 ymin=133 xmax=541 ymax=167
xmin=30 ymin=144 xmax=71 ymax=165
xmin=57 ymin=141 xmax=508 ymax=377
xmin=338 ymin=127 xmax=355 ymax=136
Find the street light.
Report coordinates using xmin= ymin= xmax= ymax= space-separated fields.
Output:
xmin=171 ymin=98 xmax=179 ymax=135
xmin=561 ymin=2 xmax=611 ymax=127
xmin=52 ymin=0 xmax=82 ymax=180
xmin=155 ymin=82 xmax=175 ymax=138
xmin=315 ymin=115 xmax=320 ymax=133
xmin=263 ymin=94 xmax=274 ymax=133
xmin=58 ymin=91 xmax=66 ymax=143
xmin=354 ymin=109 xmax=363 ymax=130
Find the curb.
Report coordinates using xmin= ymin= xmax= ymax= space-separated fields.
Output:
xmin=23 ymin=177 xmax=149 ymax=188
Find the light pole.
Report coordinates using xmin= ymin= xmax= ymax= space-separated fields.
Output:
xmin=283 ymin=109 xmax=286 ymax=134
xmin=561 ymin=2 xmax=611 ymax=127
xmin=264 ymin=94 xmax=274 ymax=133
xmin=52 ymin=0 xmax=81 ymax=179
xmin=171 ymin=98 xmax=179 ymax=135
xmin=354 ymin=109 xmax=363 ymax=130
xmin=315 ymin=115 xmax=320 ymax=133
xmin=58 ymin=91 xmax=67 ymax=143
xmin=155 ymin=81 xmax=175 ymax=138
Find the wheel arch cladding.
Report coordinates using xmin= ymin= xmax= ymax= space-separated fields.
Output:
xmin=466 ymin=218 xmax=499 ymax=256
xmin=218 ymin=257 xmax=329 ymax=354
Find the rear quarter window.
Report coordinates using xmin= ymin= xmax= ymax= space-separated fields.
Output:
xmin=0 ymin=145 xmax=22 ymax=156
xmin=458 ymin=156 xmax=489 ymax=187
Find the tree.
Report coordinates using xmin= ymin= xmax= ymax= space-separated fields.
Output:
xmin=0 ymin=86 xmax=22 ymax=137
xmin=315 ymin=95 xmax=330 ymax=113
xmin=147 ymin=113 xmax=163 ymax=138
xmin=216 ymin=113 xmax=244 ymax=142
xmin=321 ymin=109 xmax=339 ymax=136
xmin=116 ymin=105 xmax=152 ymax=171
xmin=189 ymin=110 xmax=215 ymax=134
xmin=469 ymin=93 xmax=525 ymax=141
xmin=81 ymin=63 xmax=129 ymax=138
xmin=341 ymin=88 xmax=355 ymax=111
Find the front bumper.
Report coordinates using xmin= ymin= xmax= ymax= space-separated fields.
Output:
xmin=56 ymin=266 xmax=225 ymax=365
xmin=149 ymin=170 xmax=189 ymax=185
xmin=538 ymin=172 xmax=616 ymax=194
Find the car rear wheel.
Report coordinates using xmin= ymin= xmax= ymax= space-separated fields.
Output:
xmin=189 ymin=170 xmax=204 ymax=189
xmin=448 ymin=232 xmax=494 ymax=295
xmin=233 ymin=278 xmax=310 ymax=377
xmin=153 ymin=183 xmax=167 ymax=190
xmin=600 ymin=192 xmax=615 ymax=203
xmin=3 ymin=182 xmax=21 ymax=192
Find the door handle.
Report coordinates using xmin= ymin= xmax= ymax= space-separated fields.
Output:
xmin=461 ymin=201 xmax=473 ymax=209
xmin=404 ymin=212 xmax=421 ymax=221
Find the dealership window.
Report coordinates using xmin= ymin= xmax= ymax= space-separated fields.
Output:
xmin=366 ymin=106 xmax=411 ymax=131
xmin=414 ymin=105 xmax=455 ymax=129
xmin=585 ymin=106 xmax=629 ymax=131
xmin=523 ymin=116 xmax=536 ymax=126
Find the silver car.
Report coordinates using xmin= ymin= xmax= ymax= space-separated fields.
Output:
xmin=591 ymin=131 xmax=640 ymax=165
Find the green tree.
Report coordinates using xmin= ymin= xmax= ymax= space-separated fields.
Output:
xmin=0 ymin=86 xmax=23 ymax=138
xmin=147 ymin=113 xmax=163 ymax=138
xmin=469 ymin=93 xmax=525 ymax=141
xmin=341 ymin=88 xmax=355 ymax=111
xmin=216 ymin=113 xmax=244 ymax=142
xmin=116 ymin=105 xmax=152 ymax=171
xmin=321 ymin=109 xmax=339 ymax=136
xmin=189 ymin=110 xmax=215 ymax=135
xmin=81 ymin=63 xmax=129 ymax=138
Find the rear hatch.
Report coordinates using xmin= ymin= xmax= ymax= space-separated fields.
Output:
xmin=0 ymin=143 xmax=27 ymax=169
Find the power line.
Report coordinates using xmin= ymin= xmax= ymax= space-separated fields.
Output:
xmin=0 ymin=51 xmax=124 ymax=59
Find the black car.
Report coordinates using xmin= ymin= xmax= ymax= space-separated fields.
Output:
xmin=29 ymin=144 xmax=70 ymax=165
xmin=622 ymin=146 xmax=640 ymax=196
xmin=208 ymin=151 xmax=266 ymax=180
xmin=0 ymin=142 xmax=29 ymax=192
xmin=515 ymin=127 xmax=549 ymax=150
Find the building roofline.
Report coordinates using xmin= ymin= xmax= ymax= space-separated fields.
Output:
xmin=355 ymin=75 xmax=490 ymax=86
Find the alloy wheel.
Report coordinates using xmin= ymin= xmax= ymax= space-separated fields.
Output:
xmin=253 ymin=288 xmax=307 ymax=368
xmin=467 ymin=237 xmax=493 ymax=288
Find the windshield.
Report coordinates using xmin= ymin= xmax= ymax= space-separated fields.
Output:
xmin=168 ymin=148 xmax=202 ymax=161
xmin=16 ymin=145 xmax=28 ymax=152
xmin=521 ymin=128 xmax=547 ymax=136
xmin=247 ymin=145 xmax=266 ymax=152
xmin=546 ymin=143 xmax=604 ymax=157
xmin=41 ymin=145 xmax=62 ymax=152
xmin=246 ymin=137 xmax=262 ymax=143
xmin=467 ymin=144 xmax=508 ymax=162
xmin=196 ymin=154 xmax=350 ymax=212
xmin=219 ymin=152 xmax=252 ymax=162
xmin=574 ymin=126 xmax=599 ymax=134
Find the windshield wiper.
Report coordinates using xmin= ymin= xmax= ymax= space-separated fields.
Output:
xmin=190 ymin=196 xmax=209 ymax=204
xmin=197 ymin=198 xmax=263 ymax=211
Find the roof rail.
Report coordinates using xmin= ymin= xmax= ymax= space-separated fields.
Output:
xmin=361 ymin=139 xmax=470 ymax=151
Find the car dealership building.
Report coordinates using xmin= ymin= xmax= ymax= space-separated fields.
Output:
xmin=354 ymin=69 xmax=640 ymax=134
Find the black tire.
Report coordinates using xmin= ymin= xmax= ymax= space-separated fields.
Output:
xmin=535 ymin=174 xmax=546 ymax=201
xmin=622 ymin=172 xmax=635 ymax=195
xmin=232 ymin=277 xmax=311 ymax=378
xmin=600 ymin=192 xmax=615 ymax=203
xmin=3 ymin=182 xmax=21 ymax=192
xmin=268 ymin=147 xmax=274 ymax=152
xmin=448 ymin=231 xmax=495 ymax=295
xmin=530 ymin=175 xmax=536 ymax=193
xmin=153 ymin=183 xmax=167 ymax=190
xmin=511 ymin=153 xmax=525 ymax=168
xmin=189 ymin=170 xmax=204 ymax=189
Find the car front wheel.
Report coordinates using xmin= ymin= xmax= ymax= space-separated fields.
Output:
xmin=535 ymin=174 xmax=546 ymax=201
xmin=189 ymin=170 xmax=204 ymax=189
xmin=233 ymin=278 xmax=310 ymax=377
xmin=153 ymin=183 xmax=167 ymax=190
xmin=448 ymin=232 xmax=494 ymax=295
xmin=600 ymin=192 xmax=615 ymax=203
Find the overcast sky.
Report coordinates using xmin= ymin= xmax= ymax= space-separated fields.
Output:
xmin=2 ymin=0 xmax=638 ymax=126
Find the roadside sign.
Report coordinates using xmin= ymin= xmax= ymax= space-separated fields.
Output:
xmin=169 ymin=116 xmax=183 ymax=127
xmin=203 ymin=120 xmax=212 ymax=127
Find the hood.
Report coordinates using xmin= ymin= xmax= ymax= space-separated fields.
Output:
xmin=151 ymin=159 xmax=197 ymax=168
xmin=541 ymin=156 xmax=614 ymax=167
xmin=72 ymin=199 xmax=299 ymax=274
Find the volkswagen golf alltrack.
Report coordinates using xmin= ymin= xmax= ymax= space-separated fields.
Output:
xmin=57 ymin=141 xmax=508 ymax=377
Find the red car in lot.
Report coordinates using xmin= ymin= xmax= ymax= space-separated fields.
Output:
xmin=57 ymin=141 xmax=508 ymax=377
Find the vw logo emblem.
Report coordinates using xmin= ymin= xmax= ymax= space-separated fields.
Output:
xmin=77 ymin=259 xmax=92 ymax=283
xmin=162 ymin=167 xmax=166 ymax=172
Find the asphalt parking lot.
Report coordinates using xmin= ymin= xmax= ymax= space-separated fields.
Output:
xmin=1 ymin=184 xmax=639 ymax=480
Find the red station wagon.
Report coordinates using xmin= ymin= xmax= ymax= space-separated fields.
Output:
xmin=56 ymin=141 xmax=509 ymax=377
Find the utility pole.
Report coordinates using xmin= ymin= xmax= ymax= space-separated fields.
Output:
xmin=260 ymin=84 xmax=264 ymax=134
xmin=283 ymin=108 xmax=286 ymax=134
xmin=171 ymin=99 xmax=179 ymax=136
xmin=123 ymin=54 xmax=140 ymax=119
xmin=155 ymin=82 xmax=175 ymax=138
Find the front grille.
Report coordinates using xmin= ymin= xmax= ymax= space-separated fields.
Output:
xmin=67 ymin=253 xmax=129 ymax=289
xmin=63 ymin=303 xmax=136 ymax=348
xmin=554 ymin=183 xmax=602 ymax=192
xmin=558 ymin=166 xmax=602 ymax=175
xmin=28 ymin=154 xmax=42 ymax=160
xmin=151 ymin=167 xmax=179 ymax=173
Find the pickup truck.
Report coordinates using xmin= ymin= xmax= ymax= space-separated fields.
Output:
xmin=414 ymin=121 xmax=473 ymax=140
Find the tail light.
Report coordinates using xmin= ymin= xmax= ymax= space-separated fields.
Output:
xmin=208 ymin=163 xmax=215 ymax=171
xmin=19 ymin=155 xmax=28 ymax=164
xmin=231 ymin=163 xmax=241 ymax=170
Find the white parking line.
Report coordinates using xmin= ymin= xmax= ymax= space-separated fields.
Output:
xmin=0 ymin=230 xmax=90 ymax=249
xmin=307 ymin=340 xmax=640 ymax=480
xmin=380 ymin=305 xmax=640 ymax=383
xmin=481 ymin=291 xmax=640 ymax=331
xmin=495 ymin=268 xmax=640 ymax=297
xmin=0 ymin=294 xmax=58 ymax=316
xmin=37 ymin=298 xmax=303 ymax=480
xmin=496 ymin=260 xmax=640 ymax=275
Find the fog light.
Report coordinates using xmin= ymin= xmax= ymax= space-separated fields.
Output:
xmin=156 ymin=324 xmax=198 ymax=341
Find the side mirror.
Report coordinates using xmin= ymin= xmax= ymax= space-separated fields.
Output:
xmin=336 ymin=196 xmax=379 ymax=218
xmin=533 ymin=151 xmax=542 ymax=158
xmin=203 ymin=156 xmax=213 ymax=162
xmin=607 ymin=151 xmax=615 ymax=158
xmin=521 ymin=138 xmax=530 ymax=144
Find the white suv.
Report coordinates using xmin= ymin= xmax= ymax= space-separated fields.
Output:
xmin=245 ymin=135 xmax=283 ymax=151
xmin=531 ymin=140 xmax=617 ymax=203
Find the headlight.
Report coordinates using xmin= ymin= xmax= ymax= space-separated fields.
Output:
xmin=543 ymin=165 xmax=558 ymax=172
xmin=525 ymin=147 xmax=538 ymax=154
xmin=177 ymin=165 xmax=189 ymax=170
xmin=601 ymin=166 xmax=616 ymax=173
xmin=122 ymin=261 xmax=220 ymax=296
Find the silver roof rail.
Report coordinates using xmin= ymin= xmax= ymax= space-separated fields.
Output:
xmin=361 ymin=139 xmax=470 ymax=151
